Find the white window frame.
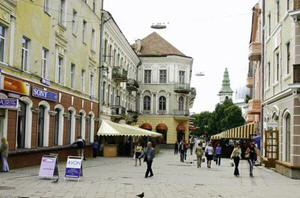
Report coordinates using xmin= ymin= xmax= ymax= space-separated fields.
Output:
xmin=144 ymin=70 xmax=151 ymax=83
xmin=41 ymin=48 xmax=48 ymax=79
xmin=91 ymin=29 xmax=96 ymax=51
xmin=159 ymin=69 xmax=167 ymax=83
xmin=59 ymin=0 xmax=66 ymax=27
xmin=179 ymin=70 xmax=185 ymax=84
xmin=21 ymin=36 xmax=30 ymax=72
xmin=81 ymin=69 xmax=85 ymax=92
xmin=70 ymin=63 xmax=75 ymax=88
xmin=0 ymin=24 xmax=6 ymax=63
xmin=44 ymin=0 xmax=50 ymax=13
xmin=57 ymin=55 xmax=64 ymax=84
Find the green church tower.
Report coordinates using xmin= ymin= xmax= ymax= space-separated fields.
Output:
xmin=218 ymin=68 xmax=233 ymax=103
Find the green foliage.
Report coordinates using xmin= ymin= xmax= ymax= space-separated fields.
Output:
xmin=192 ymin=98 xmax=245 ymax=137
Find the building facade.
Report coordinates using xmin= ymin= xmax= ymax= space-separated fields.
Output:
xmin=218 ymin=68 xmax=233 ymax=103
xmin=100 ymin=12 xmax=140 ymax=124
xmin=133 ymin=32 xmax=195 ymax=144
xmin=0 ymin=0 xmax=101 ymax=167
xmin=263 ymin=0 xmax=300 ymax=178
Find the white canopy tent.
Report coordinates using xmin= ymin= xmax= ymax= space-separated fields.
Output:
xmin=97 ymin=120 xmax=162 ymax=137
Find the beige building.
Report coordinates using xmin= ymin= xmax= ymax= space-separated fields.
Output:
xmin=133 ymin=32 xmax=196 ymax=144
xmin=263 ymin=0 xmax=300 ymax=178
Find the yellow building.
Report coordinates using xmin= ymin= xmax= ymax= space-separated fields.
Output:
xmin=0 ymin=0 xmax=102 ymax=168
xmin=133 ymin=32 xmax=196 ymax=144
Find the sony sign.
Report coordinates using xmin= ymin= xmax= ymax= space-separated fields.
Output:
xmin=32 ymin=87 xmax=58 ymax=102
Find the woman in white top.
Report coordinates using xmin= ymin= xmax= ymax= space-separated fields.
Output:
xmin=230 ymin=144 xmax=242 ymax=176
xmin=205 ymin=143 xmax=214 ymax=168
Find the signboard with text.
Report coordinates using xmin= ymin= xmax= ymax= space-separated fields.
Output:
xmin=65 ymin=156 xmax=82 ymax=179
xmin=2 ymin=76 xmax=30 ymax=96
xmin=0 ymin=98 xmax=18 ymax=109
xmin=38 ymin=156 xmax=57 ymax=178
xmin=32 ymin=87 xmax=58 ymax=102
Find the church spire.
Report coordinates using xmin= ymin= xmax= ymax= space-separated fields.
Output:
xmin=218 ymin=68 xmax=233 ymax=103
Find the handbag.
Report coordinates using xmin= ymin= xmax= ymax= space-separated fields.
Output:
xmin=202 ymin=156 xmax=205 ymax=162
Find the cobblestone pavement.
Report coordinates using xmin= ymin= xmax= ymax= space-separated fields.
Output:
xmin=1 ymin=149 xmax=300 ymax=198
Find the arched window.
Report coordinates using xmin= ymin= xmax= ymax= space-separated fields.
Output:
xmin=17 ymin=101 xmax=27 ymax=149
xmin=179 ymin=96 xmax=184 ymax=111
xmin=159 ymin=96 xmax=166 ymax=111
xmin=285 ymin=113 xmax=291 ymax=162
xmin=143 ymin=96 xmax=151 ymax=110
xmin=67 ymin=110 xmax=73 ymax=144
xmin=78 ymin=112 xmax=85 ymax=139
xmin=88 ymin=113 xmax=95 ymax=143
xmin=54 ymin=108 xmax=60 ymax=146
xmin=38 ymin=105 xmax=45 ymax=147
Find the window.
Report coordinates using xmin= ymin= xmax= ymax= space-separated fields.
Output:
xmin=67 ymin=110 xmax=72 ymax=144
xmin=38 ymin=106 xmax=45 ymax=147
xmin=108 ymin=45 xmax=112 ymax=66
xmin=159 ymin=96 xmax=166 ymax=111
xmin=111 ymin=87 xmax=115 ymax=105
xmin=21 ymin=37 xmax=30 ymax=71
xmin=44 ymin=0 xmax=49 ymax=13
xmin=93 ymin=0 xmax=96 ymax=12
xmin=112 ymin=49 xmax=116 ymax=66
xmin=159 ymin=70 xmax=167 ymax=83
xmin=287 ymin=42 xmax=290 ymax=74
xmin=268 ymin=14 xmax=271 ymax=36
xmin=102 ymin=81 xmax=106 ymax=104
xmin=81 ymin=70 xmax=85 ymax=92
xmin=82 ymin=20 xmax=87 ymax=43
xmin=72 ymin=10 xmax=77 ymax=35
xmin=179 ymin=71 xmax=185 ymax=84
xmin=143 ymin=96 xmax=151 ymax=111
xmin=107 ymin=84 xmax=110 ymax=105
xmin=285 ymin=113 xmax=291 ymax=162
xmin=104 ymin=39 xmax=108 ymax=62
xmin=276 ymin=53 xmax=280 ymax=82
xmin=267 ymin=62 xmax=271 ymax=87
xmin=54 ymin=108 xmax=60 ymax=146
xmin=276 ymin=0 xmax=280 ymax=23
xmin=287 ymin=0 xmax=290 ymax=11
xmin=70 ymin=63 xmax=75 ymax=88
xmin=17 ymin=101 xmax=27 ymax=149
xmin=144 ymin=70 xmax=151 ymax=83
xmin=41 ymin=48 xmax=48 ymax=78
xmin=117 ymin=53 xmax=120 ymax=66
xmin=57 ymin=56 xmax=63 ymax=84
xmin=0 ymin=25 xmax=6 ymax=63
xmin=91 ymin=29 xmax=96 ymax=51
xmin=59 ymin=0 xmax=66 ymax=26
xmin=179 ymin=96 xmax=184 ymax=111
xmin=88 ymin=115 xmax=92 ymax=142
xmin=78 ymin=112 xmax=84 ymax=137
xmin=90 ymin=73 xmax=94 ymax=97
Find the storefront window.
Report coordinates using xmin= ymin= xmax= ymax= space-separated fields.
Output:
xmin=54 ymin=108 xmax=60 ymax=146
xmin=38 ymin=106 xmax=45 ymax=147
xmin=67 ymin=110 xmax=72 ymax=144
xmin=179 ymin=96 xmax=184 ymax=111
xmin=17 ymin=101 xmax=27 ymax=149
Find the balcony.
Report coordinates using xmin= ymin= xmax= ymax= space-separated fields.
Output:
xmin=246 ymin=77 xmax=254 ymax=88
xmin=126 ymin=79 xmax=139 ymax=92
xmin=247 ymin=99 xmax=261 ymax=114
xmin=126 ymin=109 xmax=139 ymax=124
xmin=111 ymin=105 xmax=126 ymax=119
xmin=249 ymin=42 xmax=261 ymax=61
xmin=174 ymin=110 xmax=190 ymax=121
xmin=174 ymin=83 xmax=191 ymax=94
xmin=112 ymin=67 xmax=128 ymax=83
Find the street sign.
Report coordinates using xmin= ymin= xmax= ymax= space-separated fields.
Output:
xmin=65 ymin=156 xmax=83 ymax=181
xmin=39 ymin=155 xmax=58 ymax=179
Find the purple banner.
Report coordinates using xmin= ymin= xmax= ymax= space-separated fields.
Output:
xmin=39 ymin=156 xmax=56 ymax=178
xmin=32 ymin=87 xmax=58 ymax=102
xmin=0 ymin=98 xmax=18 ymax=109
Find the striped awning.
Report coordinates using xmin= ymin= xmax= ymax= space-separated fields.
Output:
xmin=211 ymin=123 xmax=256 ymax=140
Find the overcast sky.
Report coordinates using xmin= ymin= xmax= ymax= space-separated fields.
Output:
xmin=105 ymin=0 xmax=258 ymax=113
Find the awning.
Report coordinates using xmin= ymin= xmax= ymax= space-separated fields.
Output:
xmin=97 ymin=120 xmax=162 ymax=137
xmin=140 ymin=122 xmax=152 ymax=131
xmin=156 ymin=123 xmax=168 ymax=131
xmin=176 ymin=124 xmax=186 ymax=132
xmin=211 ymin=123 xmax=257 ymax=140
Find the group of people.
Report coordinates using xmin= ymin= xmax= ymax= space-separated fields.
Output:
xmin=174 ymin=139 xmax=197 ymax=162
xmin=194 ymin=143 xmax=222 ymax=168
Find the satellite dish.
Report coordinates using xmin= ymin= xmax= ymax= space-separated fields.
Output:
xmin=151 ymin=23 xmax=167 ymax=29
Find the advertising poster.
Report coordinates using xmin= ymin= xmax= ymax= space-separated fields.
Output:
xmin=65 ymin=157 xmax=82 ymax=178
xmin=38 ymin=156 xmax=57 ymax=178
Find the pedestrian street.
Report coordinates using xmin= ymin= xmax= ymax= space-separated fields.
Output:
xmin=0 ymin=149 xmax=300 ymax=198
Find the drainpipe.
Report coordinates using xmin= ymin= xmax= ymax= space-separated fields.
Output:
xmin=98 ymin=0 xmax=105 ymax=127
xmin=260 ymin=0 xmax=265 ymax=160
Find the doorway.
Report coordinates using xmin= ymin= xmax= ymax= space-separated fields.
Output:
xmin=17 ymin=101 xmax=26 ymax=149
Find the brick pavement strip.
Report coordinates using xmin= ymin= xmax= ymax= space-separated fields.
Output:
xmin=0 ymin=149 xmax=300 ymax=198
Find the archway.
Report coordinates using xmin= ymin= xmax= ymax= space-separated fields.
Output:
xmin=156 ymin=123 xmax=168 ymax=144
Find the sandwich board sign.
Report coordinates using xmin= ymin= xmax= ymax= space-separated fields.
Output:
xmin=65 ymin=156 xmax=83 ymax=181
xmin=38 ymin=155 xmax=59 ymax=179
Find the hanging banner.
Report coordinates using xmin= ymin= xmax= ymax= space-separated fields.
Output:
xmin=2 ymin=76 xmax=30 ymax=96
xmin=65 ymin=156 xmax=82 ymax=179
xmin=38 ymin=156 xmax=57 ymax=178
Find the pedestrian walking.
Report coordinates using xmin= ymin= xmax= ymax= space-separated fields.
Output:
xmin=179 ymin=140 xmax=185 ymax=162
xmin=195 ymin=143 xmax=204 ymax=168
xmin=135 ymin=142 xmax=143 ymax=166
xmin=215 ymin=143 xmax=222 ymax=166
xmin=205 ymin=143 xmax=214 ymax=168
xmin=189 ymin=139 xmax=195 ymax=155
xmin=0 ymin=137 xmax=9 ymax=172
xmin=231 ymin=144 xmax=242 ymax=177
xmin=174 ymin=141 xmax=179 ymax=155
xmin=184 ymin=141 xmax=188 ymax=160
xmin=140 ymin=142 xmax=155 ymax=178
xmin=92 ymin=139 xmax=99 ymax=158
xmin=245 ymin=142 xmax=257 ymax=177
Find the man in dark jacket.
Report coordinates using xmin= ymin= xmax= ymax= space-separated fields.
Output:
xmin=142 ymin=141 xmax=155 ymax=178
xmin=179 ymin=140 xmax=185 ymax=162
xmin=73 ymin=136 xmax=86 ymax=160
